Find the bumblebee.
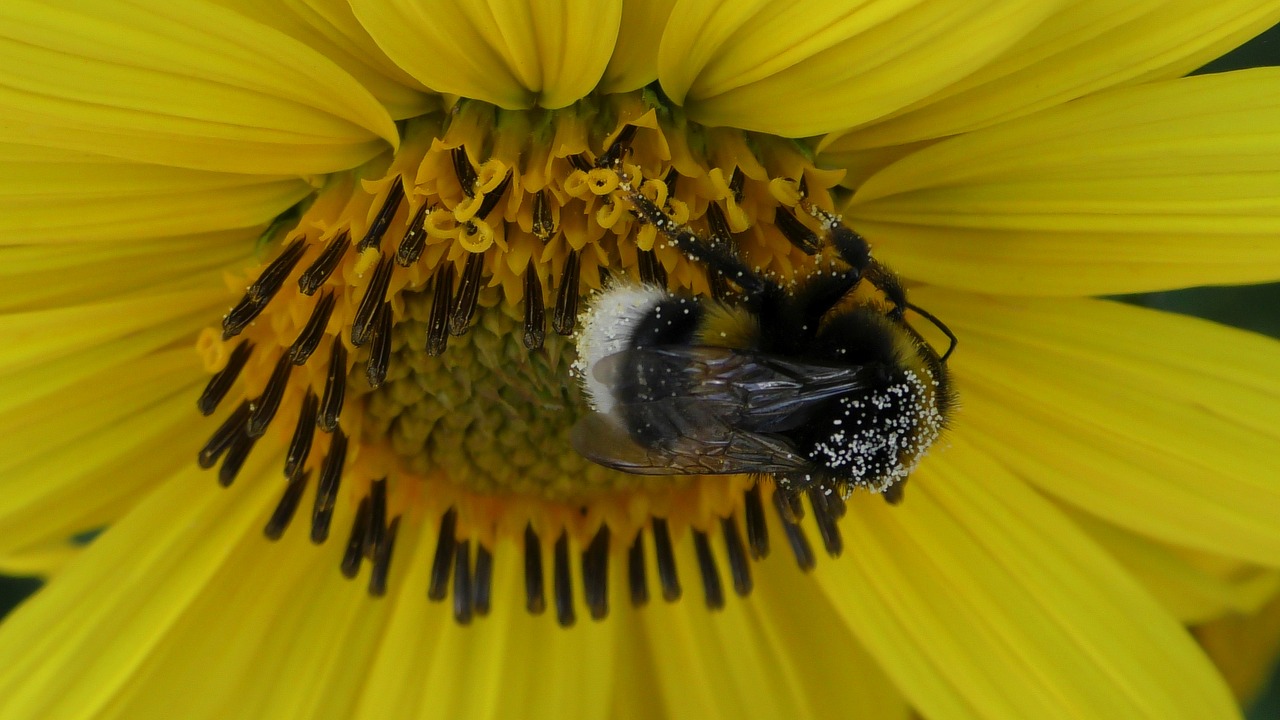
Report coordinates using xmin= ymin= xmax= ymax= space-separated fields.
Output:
xmin=571 ymin=175 xmax=956 ymax=505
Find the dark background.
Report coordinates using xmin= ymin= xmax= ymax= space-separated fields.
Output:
xmin=2 ymin=20 xmax=1278 ymax=719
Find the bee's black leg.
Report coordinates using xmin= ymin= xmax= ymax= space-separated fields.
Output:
xmin=861 ymin=259 xmax=909 ymax=317
xmin=625 ymin=190 xmax=770 ymax=302
xmin=863 ymin=258 xmax=958 ymax=361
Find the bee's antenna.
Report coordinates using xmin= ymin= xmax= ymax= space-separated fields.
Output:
xmin=905 ymin=303 xmax=957 ymax=362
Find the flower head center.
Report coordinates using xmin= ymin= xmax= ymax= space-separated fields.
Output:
xmin=194 ymin=90 xmax=873 ymax=623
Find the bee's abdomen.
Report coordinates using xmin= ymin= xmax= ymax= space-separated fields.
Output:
xmin=617 ymin=298 xmax=706 ymax=445
xmin=628 ymin=296 xmax=704 ymax=349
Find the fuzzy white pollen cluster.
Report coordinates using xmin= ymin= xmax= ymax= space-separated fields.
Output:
xmin=810 ymin=368 xmax=945 ymax=493
xmin=571 ymin=283 xmax=670 ymax=414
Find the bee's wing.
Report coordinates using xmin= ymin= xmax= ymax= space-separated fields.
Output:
xmin=590 ymin=345 xmax=882 ymax=433
xmin=570 ymin=405 xmax=813 ymax=475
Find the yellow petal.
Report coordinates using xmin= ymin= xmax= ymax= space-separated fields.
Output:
xmin=351 ymin=0 xmax=623 ymax=109
xmin=1196 ymin=593 xmax=1280 ymax=706
xmin=355 ymin=520 xmax=622 ymax=720
xmin=626 ymin=531 xmax=909 ymax=719
xmin=850 ymin=69 xmax=1280 ymax=295
xmin=749 ymin=552 xmax=911 ymax=718
xmin=1070 ymin=511 xmax=1280 ymax=624
xmin=0 ymin=454 xmax=281 ymax=719
xmin=206 ymin=0 xmax=438 ymax=120
xmin=658 ymin=0 xmax=1061 ymax=137
xmin=598 ymin=0 xmax=677 ymax=94
xmin=0 ymin=540 xmax=81 ymax=577
xmin=0 ymin=240 xmax=235 ymax=412
xmin=826 ymin=0 xmax=1280 ymax=150
xmin=0 ymin=351 xmax=204 ymax=554
xmin=0 ymin=146 xmax=311 ymax=244
xmin=113 ymin=509 xmax=381 ymax=720
xmin=0 ymin=232 xmax=247 ymax=312
xmin=931 ymin=289 xmax=1280 ymax=566
xmin=822 ymin=439 xmax=1239 ymax=719
xmin=0 ymin=287 xmax=227 ymax=377
xmin=0 ymin=0 xmax=397 ymax=174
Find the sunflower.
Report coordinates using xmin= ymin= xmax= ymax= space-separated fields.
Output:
xmin=2 ymin=1 xmax=1280 ymax=718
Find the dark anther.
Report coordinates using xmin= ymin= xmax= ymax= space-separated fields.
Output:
xmin=221 ymin=293 xmax=266 ymax=341
xmin=582 ymin=526 xmax=610 ymax=621
xmin=452 ymin=148 xmax=478 ymax=197
xmin=637 ymin=249 xmax=667 ymax=288
xmin=826 ymin=485 xmax=848 ymax=519
xmin=365 ymin=477 xmax=388 ymax=561
xmin=341 ymin=496 xmax=372 ymax=578
xmin=728 ymin=167 xmax=745 ymax=202
xmin=524 ymin=524 xmax=546 ymax=614
xmin=264 ymin=469 xmax=310 ymax=540
xmin=551 ymin=249 xmax=581 ymax=335
xmin=298 ymin=231 xmax=350 ymax=296
xmin=692 ymin=530 xmax=725 ymax=610
xmin=357 ymin=177 xmax=405 ymax=252
xmin=428 ymin=508 xmax=458 ymax=601
xmin=198 ymin=401 xmax=251 ymax=469
xmin=473 ymin=544 xmax=493 ymax=617
xmin=247 ymin=237 xmax=307 ymax=304
xmin=351 ymin=256 xmax=394 ymax=346
xmin=318 ymin=337 xmax=346 ymax=432
xmin=197 ymin=341 xmax=254 ymax=415
xmin=704 ymin=203 xmax=738 ymax=301
xmin=774 ymin=490 xmax=816 ymax=572
xmin=366 ymin=302 xmax=392 ymax=390
xmin=473 ymin=170 xmax=513 ymax=221
xmin=218 ymin=429 xmax=256 ymax=487
xmin=706 ymin=202 xmax=734 ymax=246
xmin=368 ymin=516 xmax=400 ymax=597
xmin=454 ymin=540 xmax=474 ymax=625
xmin=779 ymin=489 xmax=805 ymax=523
xmin=600 ymin=124 xmax=638 ymax=167
xmin=284 ymin=391 xmax=318 ymax=478
xmin=774 ymin=206 xmax=821 ymax=255
xmin=310 ymin=428 xmax=347 ymax=544
xmin=743 ymin=484 xmax=769 ymax=560
xmin=808 ymin=487 xmax=843 ymax=558
xmin=289 ymin=291 xmax=336 ymax=365
xmin=426 ymin=262 xmax=454 ymax=356
xmin=662 ymin=167 xmax=679 ymax=197
xmin=448 ymin=252 xmax=485 ymax=336
xmin=532 ymin=189 xmax=556 ymax=242
xmin=627 ymin=531 xmax=649 ymax=607
xmin=567 ymin=153 xmax=593 ymax=172
xmin=720 ymin=516 xmax=753 ymax=597
xmin=396 ymin=204 xmax=431 ymax=267
xmin=553 ymin=532 xmax=575 ymax=627
xmin=246 ymin=353 xmax=292 ymax=438
xmin=522 ymin=261 xmax=546 ymax=350
xmin=651 ymin=517 xmax=681 ymax=602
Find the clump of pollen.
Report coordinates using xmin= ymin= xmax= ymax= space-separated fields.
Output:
xmin=195 ymin=90 xmax=861 ymax=625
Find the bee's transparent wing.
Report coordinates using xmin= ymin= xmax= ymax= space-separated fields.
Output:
xmin=570 ymin=404 xmax=812 ymax=476
xmin=589 ymin=345 xmax=881 ymax=433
